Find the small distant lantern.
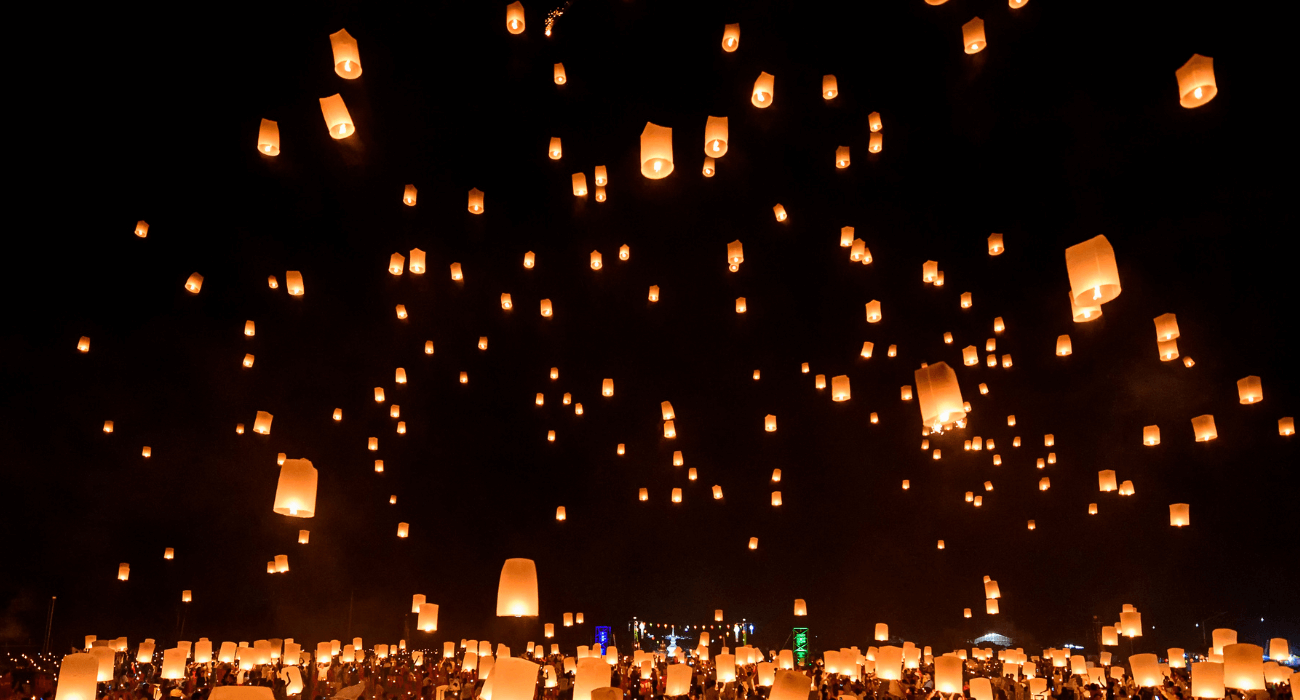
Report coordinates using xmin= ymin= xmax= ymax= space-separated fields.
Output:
xmin=142 ymin=446 xmax=151 ymax=457
xmin=937 ymin=540 xmax=945 ymax=549
xmin=960 ymin=292 xmax=973 ymax=308
xmin=1169 ymin=503 xmax=1190 ymax=527
xmin=286 ymin=271 xmax=304 ymax=295
xmin=902 ymin=480 xmax=910 ymax=490
xmin=619 ymin=244 xmax=630 ymax=260
xmin=771 ymin=491 xmax=782 ymax=506
xmin=253 ymin=411 xmax=273 ymax=435
xmin=540 ymin=299 xmax=553 ymax=317
xmin=450 ymin=263 xmax=463 ymax=281
xmin=1280 ymin=418 xmax=1295 ymax=436
xmin=689 ymin=469 xmax=697 ymax=481
xmin=501 ymin=293 xmax=513 ymax=310
xmin=547 ymin=137 xmax=562 ymax=160
xmin=988 ymin=234 xmax=1004 ymax=255
xmin=736 ymin=297 xmax=747 ymax=313
xmin=871 ymin=412 xmax=879 ymax=423
xmin=748 ymin=537 xmax=758 ymax=549
xmin=425 ymin=341 xmax=435 ymax=354
xmin=639 ymin=488 xmax=648 ymax=501
xmin=835 ymin=146 xmax=850 ymax=168
xmin=648 ymin=285 xmax=660 ymax=301
xmin=1089 ymin=503 xmax=1098 ymax=515
xmin=664 ymin=420 xmax=676 ymax=437
xmin=866 ymin=300 xmax=882 ymax=323
xmin=184 ymin=273 xmax=204 ymax=293
xmin=712 ymin=485 xmax=724 ymax=499
xmin=409 ymin=248 xmax=425 ymax=273
xmin=396 ymin=305 xmax=408 ymax=319
xmin=752 ymin=72 xmax=775 ymax=107
xmin=590 ymin=250 xmax=602 ymax=269
xmin=236 ymin=423 xmax=244 ymax=434
xmin=329 ymin=29 xmax=361 ymax=78
xmin=1039 ymin=477 xmax=1050 ymax=491
xmin=572 ymin=173 xmax=588 ymax=196
xmin=672 ymin=488 xmax=682 ymax=503
xmin=640 ymin=123 xmax=674 ymax=178
xmin=702 ymin=157 xmax=716 ymax=177
xmin=547 ymin=430 xmax=556 ymax=441
xmin=764 ymin=414 xmax=777 ymax=432
xmin=553 ymin=63 xmax=566 ymax=84
xmin=831 ymin=375 xmax=851 ymax=401
xmin=319 ymin=94 xmax=355 ymax=139
xmin=601 ymin=378 xmax=614 ymax=397
xmin=267 ymin=275 xmax=279 ymax=289
xmin=1056 ymin=336 xmax=1072 ymax=356
xmin=506 ymin=2 xmax=525 ymax=34
xmin=705 ymin=116 xmax=729 ymax=157
xmin=869 ymin=132 xmax=883 ymax=152
xmin=962 ymin=18 xmax=987 ymax=53
xmin=468 ymin=188 xmax=485 ymax=214
xmin=793 ymin=599 xmax=807 ymax=616
xmin=1027 ymin=520 xmax=1036 ymax=530
xmin=555 ymin=507 xmax=566 ymax=521
xmin=964 ymin=609 xmax=972 ymax=618
xmin=986 ymin=599 xmax=999 ymax=614
xmin=773 ymin=204 xmax=787 ymax=221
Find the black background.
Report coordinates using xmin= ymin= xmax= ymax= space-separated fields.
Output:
xmin=3 ymin=0 xmax=1296 ymax=659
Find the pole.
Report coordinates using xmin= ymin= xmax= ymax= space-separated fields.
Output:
xmin=43 ymin=597 xmax=57 ymax=654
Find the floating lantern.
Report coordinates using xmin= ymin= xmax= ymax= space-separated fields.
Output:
xmin=1191 ymin=662 xmax=1225 ymax=699
xmin=705 ymin=116 xmax=729 ymax=156
xmin=496 ymin=558 xmax=539 ymax=617
xmin=601 ymin=378 xmax=614 ymax=397
xmin=396 ymin=305 xmax=408 ymax=320
xmin=866 ymin=300 xmax=882 ymax=323
xmin=1099 ymin=470 xmax=1118 ymax=492
xmin=702 ymin=158 xmax=716 ymax=177
xmin=664 ymin=420 xmax=676 ymax=437
xmin=1056 ymin=335 xmax=1072 ymax=356
xmin=546 ymin=137 xmax=562 ymax=160
xmin=1066 ymin=236 xmax=1122 ymax=308
xmin=1154 ymin=313 xmax=1180 ymax=341
xmin=773 ymin=204 xmax=787 ymax=222
xmin=268 ymin=275 xmax=279 ymax=289
xmin=835 ymin=146 xmax=850 ymax=168
xmin=831 ymin=375 xmax=851 ymax=401
xmin=1192 ymin=415 xmax=1218 ymax=441
xmin=751 ymin=72 xmax=775 ymax=107
xmin=640 ymin=122 xmax=674 ymax=178
xmin=1027 ymin=520 xmax=1036 ymax=530
xmin=914 ymin=362 xmax=965 ymax=430
xmin=793 ymin=599 xmax=807 ymax=616
xmin=850 ymin=239 xmax=868 ymax=262
xmin=923 ymin=260 xmax=938 ymax=283
xmin=1002 ymin=354 xmax=1013 ymax=368
xmin=869 ymin=132 xmax=882 ymax=152
xmin=937 ymin=540 xmax=945 ymax=549
xmin=1089 ymin=503 xmax=1098 ymax=515
xmin=164 ymin=547 xmax=174 ymax=560
xmin=962 ymin=346 xmax=979 ymax=366
xmin=418 ymin=603 xmax=439 ymax=632
xmin=1039 ymin=477 xmax=1050 ymax=491
xmin=822 ymin=75 xmax=838 ymax=99
xmin=815 ymin=374 xmax=826 ymax=389
xmin=319 ymin=94 xmax=355 ymax=138
xmin=771 ymin=491 xmax=782 ymax=506
xmin=712 ymin=485 xmax=723 ymax=499
xmin=102 ymin=420 xmax=114 ymax=433
xmin=184 ymin=273 xmax=204 ymax=293
xmin=142 ymin=446 xmax=151 ymax=457
xmin=1281 ymin=418 xmax=1295 ymax=435
xmin=401 ymin=185 xmax=417 ymax=207
xmin=871 ymin=412 xmax=879 ymax=423
xmin=1237 ymin=376 xmax=1262 ymax=403
xmin=465 ymin=188 xmax=486 ymax=215
xmin=236 ymin=423 xmax=244 ymax=434
xmin=639 ymin=488 xmax=648 ymax=501
xmin=547 ymin=430 xmax=555 ymax=441
xmin=1223 ymin=644 xmax=1265 ymax=690
xmin=765 ymin=414 xmax=777 ymax=431
xmin=540 ymin=299 xmax=553 ymax=317
xmin=1169 ymin=503 xmax=1190 ymax=526
xmin=506 ymin=2 xmax=525 ymax=33
xmin=672 ymin=488 xmax=682 ymax=503
xmin=1120 ymin=611 xmax=1143 ymax=638
xmin=986 ymin=599 xmax=1000 ymax=614
xmin=274 ymin=459 xmax=318 ymax=518
xmin=619 ymin=244 xmax=630 ymax=260
xmin=374 ymin=459 xmax=383 ymax=472
xmin=720 ymin=23 xmax=741 ymax=52
xmin=736 ymin=297 xmax=747 ymax=313
xmin=962 ymin=18 xmax=986 ymax=53
xmin=616 ymin=443 xmax=624 ymax=454
xmin=961 ymin=292 xmax=973 ymax=308
xmin=553 ymin=63 xmax=566 ymax=85
xmin=988 ymin=233 xmax=1004 ymax=255
xmin=255 ymin=119 xmax=281 ymax=156
xmin=253 ymin=411 xmax=273 ymax=435
xmin=117 ymin=563 xmax=130 ymax=580
xmin=75 ymin=336 xmax=92 ymax=353
xmin=771 ymin=468 xmax=780 ymax=481
xmin=286 ymin=271 xmax=304 ymax=295
xmin=1176 ymin=55 xmax=1217 ymax=108
xmin=572 ymin=173 xmax=588 ymax=196
xmin=329 ymin=29 xmax=361 ymax=78
xmin=1119 ymin=480 xmax=1135 ymax=495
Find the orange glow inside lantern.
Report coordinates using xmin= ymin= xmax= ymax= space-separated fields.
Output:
xmin=468 ymin=188 xmax=485 ymax=214
xmin=396 ymin=305 xmax=408 ymax=319
xmin=553 ymin=63 xmax=566 ymax=84
xmin=1169 ymin=503 xmax=1190 ymax=527
xmin=831 ymin=375 xmax=851 ymax=401
xmin=1176 ymin=55 xmax=1217 ymax=108
xmin=866 ymin=300 xmax=882 ymax=323
xmin=329 ymin=29 xmax=361 ymax=78
xmin=640 ymin=122 xmax=674 ymax=178
xmin=648 ymin=285 xmax=660 ymax=301
xmin=869 ymin=132 xmax=883 ymax=152
xmin=752 ymin=72 xmax=775 ymax=107
xmin=962 ymin=18 xmax=986 ymax=53
xmin=705 ymin=116 xmax=729 ymax=156
xmin=572 ymin=173 xmax=588 ymax=196
xmin=286 ymin=271 xmax=304 ymax=295
xmin=1237 ymin=376 xmax=1262 ymax=404
xmin=771 ymin=491 xmax=782 ymax=506
xmin=835 ymin=146 xmax=850 ymax=168
xmin=540 ymin=299 xmax=552 ymax=317
xmin=184 ymin=273 xmax=204 ymax=293
xmin=1056 ymin=335 xmax=1072 ymax=356
xmin=736 ymin=297 xmax=747 ymax=313
xmin=764 ymin=414 xmax=777 ymax=432
xmin=1192 ymin=415 xmax=1218 ymax=441
xmin=555 ymin=506 xmax=566 ymax=521
xmin=672 ymin=488 xmax=682 ymax=503
xmin=722 ymin=23 xmax=740 ymax=51
xmin=1280 ymin=417 xmax=1295 ymax=436
xmin=496 ymin=558 xmax=539 ymax=617
xmin=664 ymin=420 xmax=676 ymax=437
xmin=506 ymin=2 xmax=525 ymax=34
xmin=988 ymin=233 xmax=1004 ymax=255
xmin=253 ymin=411 xmax=273 ymax=435
xmin=773 ymin=204 xmax=787 ymax=221
xmin=257 ymin=119 xmax=280 ymax=156
xmin=319 ymin=94 xmax=355 ymax=138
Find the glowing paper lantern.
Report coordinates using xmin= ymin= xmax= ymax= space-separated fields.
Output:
xmin=962 ymin=18 xmax=987 ymax=53
xmin=1170 ymin=503 xmax=1190 ymax=527
xmin=183 ymin=272 xmax=205 ymax=293
xmin=1192 ymin=415 xmax=1218 ymax=441
xmin=914 ymin=362 xmax=965 ymax=430
xmin=705 ymin=116 xmax=729 ymax=157
xmin=468 ymin=188 xmax=485 ymax=213
xmin=1223 ymin=645 xmax=1265 ymax=691
xmin=1098 ymin=470 xmax=1118 ymax=492
xmin=540 ymin=299 xmax=553 ymax=317
xmin=1066 ymin=235 xmax=1122 ymax=308
xmin=1191 ymin=662 xmax=1225 ymax=699
xmin=329 ymin=29 xmax=361 ymax=78
xmin=273 ymin=459 xmax=317 ymax=518
xmin=496 ymin=559 xmax=539 ymax=617
xmin=773 ymin=204 xmax=787 ymax=221
xmin=1176 ymin=55 xmax=1217 ymax=108
xmin=505 ymin=2 xmax=525 ymax=33
xmin=869 ymin=132 xmax=882 ymax=152
xmin=793 ymin=599 xmax=807 ymax=616
xmin=831 ymin=375 xmax=851 ymax=401
xmin=1270 ymin=639 xmax=1291 ymax=662
xmin=547 ymin=137 xmax=562 ymax=160
xmin=1278 ymin=418 xmax=1294 ymax=435
xmin=319 ymin=95 xmax=354 ymax=139
xmin=764 ymin=414 xmax=777 ymax=432
xmin=553 ymin=63 xmax=566 ymax=85
xmin=1120 ymin=611 xmax=1142 ymax=638
xmin=1056 ymin=336 xmax=1073 ymax=356
xmin=835 ymin=146 xmax=850 ymax=168
xmin=866 ymin=300 xmax=882 ymax=323
xmin=986 ymin=599 xmax=1000 ymax=614
xmin=1236 ymin=376 xmax=1263 ymax=404
xmin=55 ymin=654 xmax=99 ymax=700
xmin=555 ymin=506 xmax=566 ymax=521
xmin=251 ymin=411 xmax=273 ymax=435
xmin=752 ymin=72 xmax=775 ymax=107
xmin=572 ymin=173 xmax=588 ymax=196
xmin=988 ymin=233 xmax=1004 ymax=255
xmin=286 ymin=271 xmax=304 ymax=295
xmin=254 ymin=119 xmax=281 ymax=156
xmin=640 ymin=123 xmax=674 ymax=178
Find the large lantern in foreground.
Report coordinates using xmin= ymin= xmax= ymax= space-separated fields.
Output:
xmin=273 ymin=459 xmax=318 ymax=518
xmin=329 ymin=29 xmax=362 ymax=78
xmin=1066 ymin=235 xmax=1121 ymax=306
xmin=640 ymin=123 xmax=674 ymax=178
xmin=1176 ymin=55 xmax=1217 ymax=108
xmin=914 ymin=362 xmax=965 ymax=430
xmin=1223 ymin=644 xmax=1264 ymax=690
xmin=496 ymin=558 xmax=539 ymax=617
xmin=56 ymin=654 xmax=99 ymax=700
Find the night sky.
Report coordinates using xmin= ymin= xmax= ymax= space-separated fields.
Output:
xmin=3 ymin=0 xmax=1296 ymax=659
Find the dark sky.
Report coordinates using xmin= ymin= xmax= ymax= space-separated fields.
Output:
xmin=3 ymin=0 xmax=1296 ymax=659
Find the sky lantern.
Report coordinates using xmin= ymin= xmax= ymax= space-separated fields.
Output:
xmin=425 ymin=341 xmax=435 ymax=354
xmin=1192 ymin=662 xmax=1225 ymax=699
xmin=822 ymin=75 xmax=839 ymax=99
xmin=319 ymin=95 xmax=354 ymax=138
xmin=1213 ymin=629 xmax=1238 ymax=655
xmin=705 ymin=116 xmax=729 ymax=156
xmin=1268 ymin=639 xmax=1290 ymax=662
xmin=722 ymin=23 xmax=740 ymax=51
xmin=986 ymin=599 xmax=1000 ymax=614
xmin=501 ymin=293 xmax=513 ymax=310
xmin=548 ymin=137 xmax=562 ymax=159
xmin=1169 ymin=503 xmax=1190 ymax=527
xmin=235 ymin=423 xmax=244 ymax=434
xmin=397 ymin=522 xmax=409 ymax=538
xmin=602 ymin=378 xmax=614 ymax=396
xmin=752 ymin=72 xmax=775 ymax=107
xmin=765 ymin=414 xmax=777 ymax=431
xmin=988 ymin=233 xmax=1004 ymax=255
xmin=1192 ymin=415 xmax=1218 ymax=441
xmin=793 ymin=599 xmax=807 ymax=616
xmin=142 ymin=446 xmax=151 ymax=458
xmin=619 ymin=244 xmax=630 ymax=260
xmin=961 ymin=292 xmax=973 ymax=308
xmin=664 ymin=420 xmax=676 ymax=437
xmin=450 ymin=262 xmax=464 ymax=281
xmin=572 ymin=173 xmax=588 ymax=196
xmin=712 ymin=485 xmax=723 ymax=499
xmin=1154 ymin=313 xmax=1180 ymax=341
xmin=771 ymin=491 xmax=782 ymax=506
xmin=55 ymin=653 xmax=99 ymax=700
xmin=1236 ymin=376 xmax=1262 ymax=403
xmin=640 ymin=123 xmax=674 ymax=178
xmin=329 ymin=29 xmax=361 ymax=78
xmin=117 ymin=563 xmax=129 ymax=581
xmin=861 ymin=341 xmax=874 ymax=358
xmin=253 ymin=411 xmax=273 ymax=435
xmin=1056 ymin=335 xmax=1072 ymax=355
xmin=914 ymin=362 xmax=965 ymax=431
xmin=736 ymin=297 xmax=748 ymax=313
xmin=639 ymin=488 xmax=648 ymax=501
xmin=1120 ymin=611 xmax=1143 ymax=638
xmin=703 ymin=158 xmax=716 ymax=177
xmin=133 ymin=220 xmax=150 ymax=238
xmin=648 ymin=285 xmax=660 ymax=302
xmin=661 ymin=401 xmax=676 ymax=420
xmin=184 ymin=273 xmax=204 ymax=293
xmin=672 ymin=488 xmax=683 ymax=503
xmin=286 ymin=271 xmax=304 ymax=295
xmin=590 ymin=250 xmax=602 ymax=269
xmin=1098 ymin=470 xmax=1118 ymax=492
xmin=1223 ymin=644 xmax=1265 ymax=691
xmin=866 ymin=300 xmax=882 ymax=323
xmin=835 ymin=146 xmax=850 ymax=168
xmin=268 ymin=275 xmax=279 ymax=289
xmin=831 ymin=375 xmax=851 ymax=401
xmin=496 ymin=559 xmax=539 ymax=617
xmin=257 ymin=119 xmax=280 ymax=156
xmin=869 ymin=132 xmax=883 ymax=152
xmin=395 ymin=305 xmax=408 ymax=319
xmin=1281 ymin=418 xmax=1295 ymax=436
xmin=506 ymin=2 xmax=525 ymax=33
xmin=468 ymin=188 xmax=485 ymax=213
xmin=748 ymin=537 xmax=758 ymax=550
xmin=553 ymin=63 xmax=566 ymax=84
xmin=841 ymin=227 xmax=855 ymax=247
xmin=728 ymin=240 xmax=744 ymax=270
xmin=1176 ymin=55 xmax=1217 ymax=108
xmin=1039 ymin=477 xmax=1051 ymax=491
xmin=594 ymin=165 xmax=608 ymax=186
xmin=76 ymin=336 xmax=91 ymax=353
xmin=962 ymin=18 xmax=987 ymax=53
xmin=816 ymin=374 xmax=826 ymax=389
xmin=1066 ymin=235 xmax=1122 ymax=306
xmin=1158 ymin=338 xmax=1179 ymax=361
xmin=963 ymin=346 xmax=979 ymax=366
xmin=275 ymin=554 xmax=289 ymax=572
xmin=273 ymin=459 xmax=318 ymax=518
xmin=298 ymin=530 xmax=310 ymax=544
